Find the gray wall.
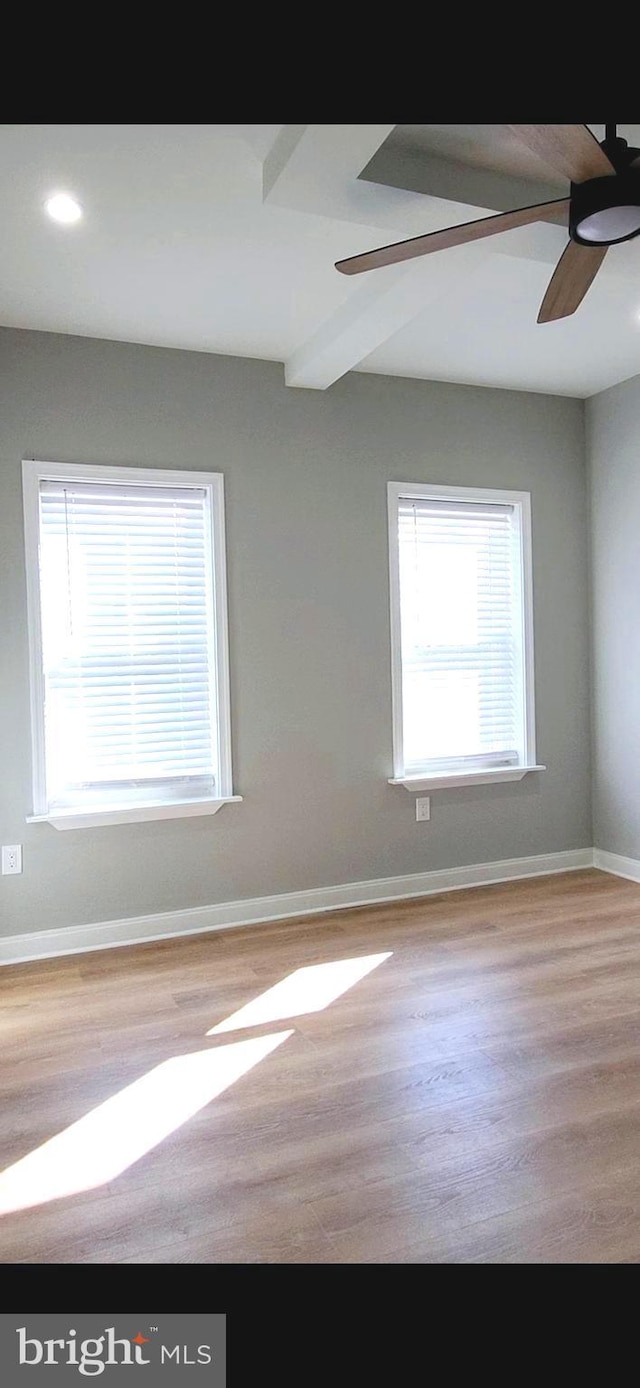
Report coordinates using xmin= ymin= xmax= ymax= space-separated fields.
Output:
xmin=588 ymin=374 xmax=640 ymax=857
xmin=0 ymin=327 xmax=591 ymax=937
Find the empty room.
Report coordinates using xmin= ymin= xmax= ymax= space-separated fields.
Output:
xmin=1 ymin=122 xmax=640 ymax=1266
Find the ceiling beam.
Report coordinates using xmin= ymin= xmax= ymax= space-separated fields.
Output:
xmin=269 ymin=124 xmax=573 ymax=392
xmin=262 ymin=124 xmax=578 ymax=249
xmin=262 ymin=124 xmax=434 ymax=231
xmin=285 ymin=244 xmax=487 ymax=390
xmin=262 ymin=126 xmax=308 ymax=200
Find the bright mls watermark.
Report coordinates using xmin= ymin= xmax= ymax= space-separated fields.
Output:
xmin=18 ymin=1329 xmax=155 ymax=1375
xmin=1 ymin=1316 xmax=225 ymax=1386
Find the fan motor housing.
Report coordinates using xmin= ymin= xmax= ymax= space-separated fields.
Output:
xmin=570 ymin=172 xmax=640 ymax=247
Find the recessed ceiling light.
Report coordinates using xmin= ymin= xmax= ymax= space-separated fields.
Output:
xmin=45 ymin=192 xmax=83 ymax=225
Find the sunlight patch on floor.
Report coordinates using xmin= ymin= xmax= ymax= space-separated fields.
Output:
xmin=0 ymin=949 xmax=394 ymax=1217
xmin=0 ymin=1030 xmax=293 ymax=1215
xmin=208 ymin=953 xmax=392 ymax=1035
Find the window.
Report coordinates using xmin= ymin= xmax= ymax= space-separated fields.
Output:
xmin=22 ymin=462 xmax=240 ymax=829
xmin=387 ymin=481 xmax=543 ymax=790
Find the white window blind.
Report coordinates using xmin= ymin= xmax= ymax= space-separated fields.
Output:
xmin=396 ymin=495 xmax=526 ymax=776
xmin=37 ymin=478 xmax=218 ymax=812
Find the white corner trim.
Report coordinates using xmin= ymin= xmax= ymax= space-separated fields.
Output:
xmin=592 ymin=848 xmax=640 ymax=883
xmin=389 ymin=766 xmax=546 ymax=792
xmin=0 ymin=848 xmax=594 ymax=967
xmin=26 ymin=796 xmax=243 ymax=831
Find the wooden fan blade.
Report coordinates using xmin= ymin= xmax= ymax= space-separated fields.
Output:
xmin=537 ymin=240 xmax=607 ymax=323
xmin=506 ymin=125 xmax=615 ymax=183
xmin=335 ymin=198 xmax=570 ymax=276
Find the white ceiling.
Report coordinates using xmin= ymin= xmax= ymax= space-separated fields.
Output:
xmin=1 ymin=123 xmax=640 ymax=398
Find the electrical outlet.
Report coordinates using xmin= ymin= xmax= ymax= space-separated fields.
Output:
xmin=416 ymin=797 xmax=430 ymax=822
xmin=2 ymin=844 xmax=22 ymax=875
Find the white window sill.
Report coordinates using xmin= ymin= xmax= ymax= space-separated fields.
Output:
xmin=26 ymin=796 xmax=243 ymax=831
xmin=388 ymin=766 xmax=546 ymax=792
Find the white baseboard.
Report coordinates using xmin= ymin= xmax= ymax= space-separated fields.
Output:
xmin=7 ymin=846 xmax=639 ymax=968
xmin=0 ymin=847 xmax=595 ymax=966
xmin=593 ymin=848 xmax=640 ymax=883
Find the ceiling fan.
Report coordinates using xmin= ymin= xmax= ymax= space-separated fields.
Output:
xmin=335 ymin=125 xmax=640 ymax=322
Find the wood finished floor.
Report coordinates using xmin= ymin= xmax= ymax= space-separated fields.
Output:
xmin=4 ymin=868 xmax=640 ymax=1263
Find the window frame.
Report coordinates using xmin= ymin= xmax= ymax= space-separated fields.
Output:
xmin=22 ymin=460 xmax=241 ymax=830
xmin=387 ymin=480 xmax=544 ymax=791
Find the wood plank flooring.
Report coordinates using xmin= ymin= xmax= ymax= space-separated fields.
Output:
xmin=3 ymin=868 xmax=640 ymax=1262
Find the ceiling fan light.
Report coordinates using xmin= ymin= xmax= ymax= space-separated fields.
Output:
xmin=577 ymin=206 xmax=640 ymax=244
xmin=570 ymin=172 xmax=640 ymax=247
